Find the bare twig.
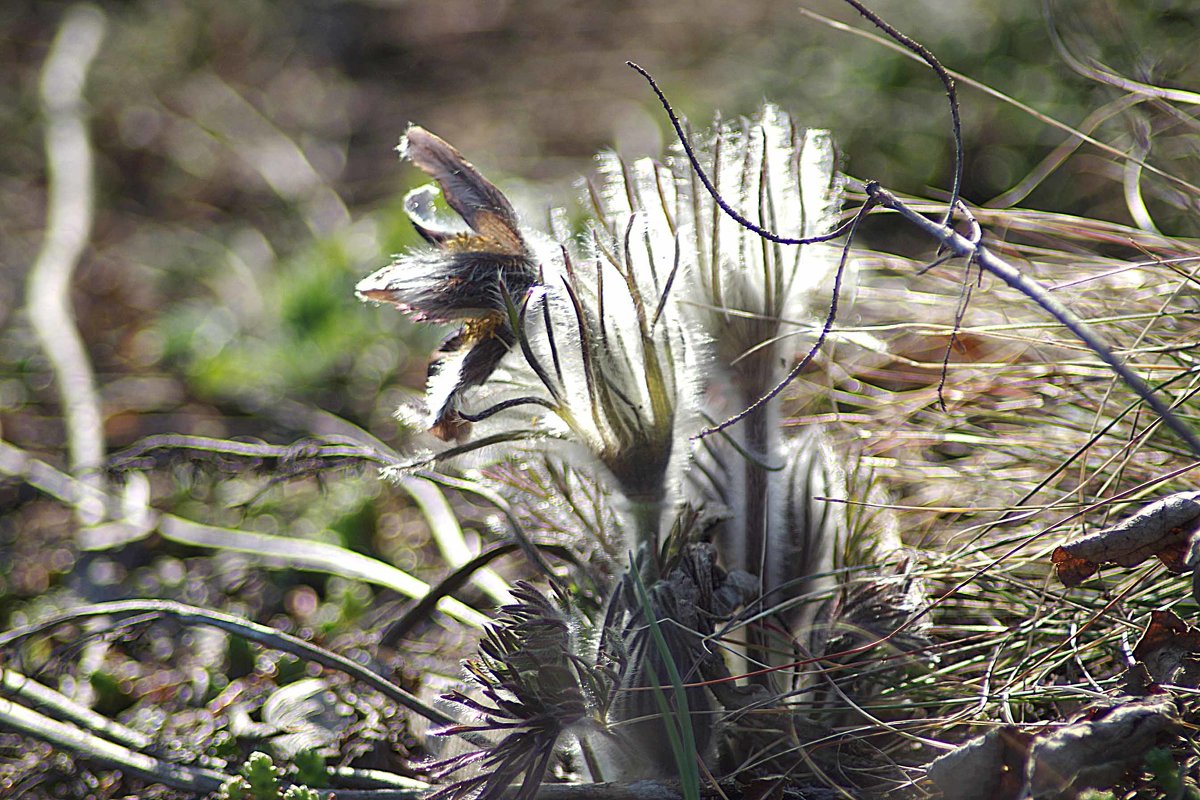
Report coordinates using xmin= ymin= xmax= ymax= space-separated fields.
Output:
xmin=838 ymin=0 xmax=962 ymax=225
xmin=862 ymin=180 xmax=1200 ymax=457
xmin=696 ymin=197 xmax=874 ymax=439
xmin=25 ymin=5 xmax=108 ymax=521
xmin=379 ymin=541 xmax=586 ymax=646
xmin=625 ymin=61 xmax=855 ymax=248
xmin=420 ymin=471 xmax=564 ymax=584
xmin=403 ymin=475 xmax=513 ymax=606
xmin=0 ymin=439 xmax=488 ymax=627
xmin=106 ymin=433 xmax=392 ymax=475
xmin=796 ymin=5 xmax=1200 ymax=199
xmin=1 ymin=668 xmax=151 ymax=751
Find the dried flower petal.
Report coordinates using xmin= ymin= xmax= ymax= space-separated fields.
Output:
xmin=356 ymin=126 xmax=539 ymax=440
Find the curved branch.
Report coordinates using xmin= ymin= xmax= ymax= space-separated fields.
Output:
xmin=626 ymin=61 xmax=855 ymax=248
xmin=839 ymin=0 xmax=962 ymax=224
xmin=697 ymin=195 xmax=876 ymax=438
xmin=25 ymin=5 xmax=108 ymax=517
xmin=0 ymin=599 xmax=458 ymax=728
xmin=0 ymin=697 xmax=228 ymax=794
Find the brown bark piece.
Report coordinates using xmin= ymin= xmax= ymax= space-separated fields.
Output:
xmin=927 ymin=726 xmax=1032 ymax=800
xmin=1131 ymin=609 xmax=1200 ymax=687
xmin=930 ymin=696 xmax=1179 ymax=799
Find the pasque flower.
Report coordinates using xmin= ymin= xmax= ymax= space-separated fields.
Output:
xmin=361 ymin=124 xmax=706 ymax=554
xmin=356 ymin=126 xmax=538 ymax=441
xmin=360 ymin=109 xmax=921 ymax=794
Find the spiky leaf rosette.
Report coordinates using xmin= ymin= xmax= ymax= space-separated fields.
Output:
xmin=431 ymin=582 xmax=612 ymax=800
xmin=591 ymin=541 xmax=757 ymax=780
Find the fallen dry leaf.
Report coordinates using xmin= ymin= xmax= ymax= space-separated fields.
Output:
xmin=1026 ymin=695 xmax=1178 ymax=798
xmin=1052 ymin=491 xmax=1200 ymax=587
xmin=1131 ymin=609 xmax=1200 ymax=687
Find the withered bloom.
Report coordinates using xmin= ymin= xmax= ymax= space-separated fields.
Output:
xmin=430 ymin=583 xmax=612 ymax=800
xmin=357 ymin=126 xmax=538 ymax=440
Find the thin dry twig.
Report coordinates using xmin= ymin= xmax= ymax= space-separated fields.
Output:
xmin=0 ymin=439 xmax=489 ymax=627
xmin=0 ymin=599 xmax=458 ymax=727
xmin=0 ymin=694 xmax=229 ymax=794
xmin=796 ymin=4 xmax=1200 ymax=199
xmin=838 ymin=0 xmax=962 ymax=224
xmin=24 ymin=4 xmax=108 ymax=520
xmin=862 ymin=180 xmax=1200 ymax=457
xmin=630 ymin=57 xmax=1200 ymax=456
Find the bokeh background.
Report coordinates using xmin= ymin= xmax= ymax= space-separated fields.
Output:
xmin=3 ymin=0 xmax=1197 ymax=455
xmin=1 ymin=0 xmax=1198 ymax=791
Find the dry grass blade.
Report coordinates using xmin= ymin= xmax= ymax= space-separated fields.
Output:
xmin=0 ymin=600 xmax=458 ymax=727
xmin=0 ymin=697 xmax=228 ymax=794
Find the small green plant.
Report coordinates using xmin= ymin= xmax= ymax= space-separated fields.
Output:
xmin=1144 ymin=747 xmax=1200 ymax=800
xmin=218 ymin=752 xmax=321 ymax=800
xmin=292 ymin=749 xmax=328 ymax=790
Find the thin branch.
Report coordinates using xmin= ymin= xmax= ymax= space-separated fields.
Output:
xmin=863 ymin=180 xmax=1200 ymax=457
xmin=401 ymin=475 xmax=512 ymax=607
xmin=796 ymin=5 xmax=1200 ymax=199
xmin=697 ymin=196 xmax=875 ymax=438
xmin=626 ymin=61 xmax=855 ymax=248
xmin=0 ymin=696 xmax=228 ymax=794
xmin=25 ymin=4 xmax=108 ymax=518
xmin=418 ymin=472 xmax=563 ymax=585
xmin=838 ymin=0 xmax=962 ymax=225
xmin=935 ymin=201 xmax=984 ymax=410
xmin=0 ymin=438 xmax=488 ymax=627
xmin=107 ymin=433 xmax=390 ymax=475
xmin=379 ymin=541 xmax=581 ymax=646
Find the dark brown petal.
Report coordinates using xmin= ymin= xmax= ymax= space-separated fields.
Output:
xmin=403 ymin=126 xmax=526 ymax=257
